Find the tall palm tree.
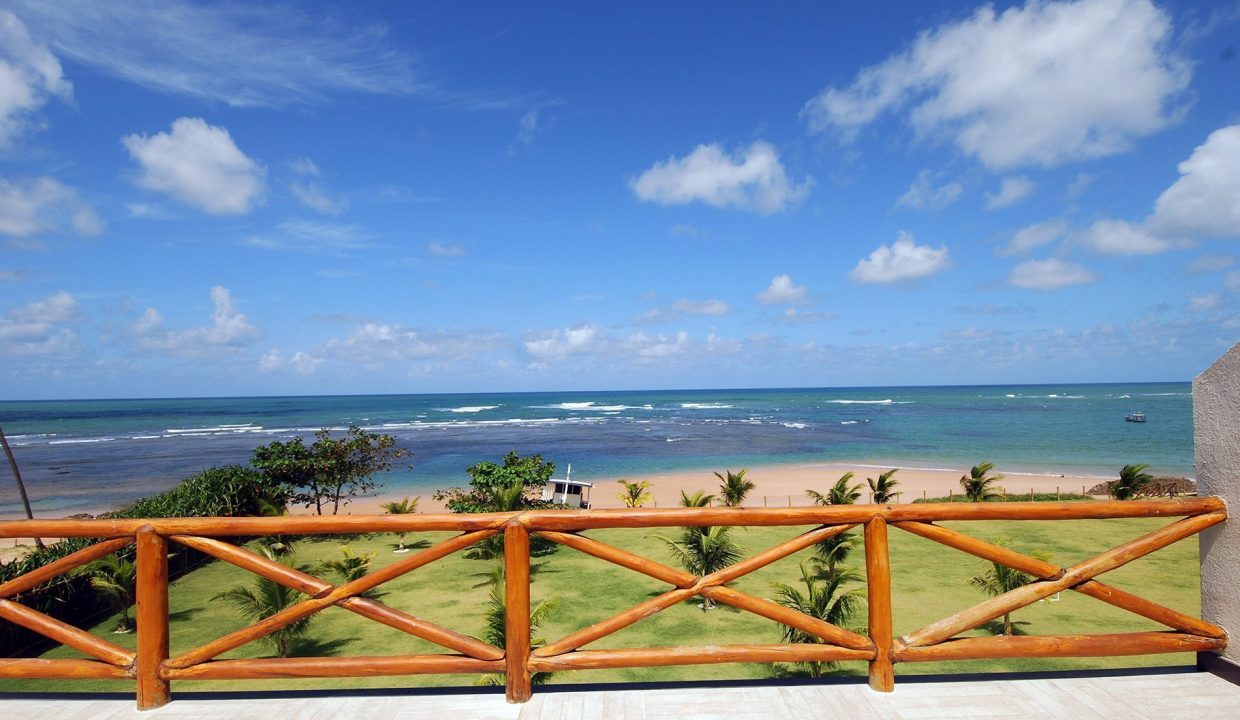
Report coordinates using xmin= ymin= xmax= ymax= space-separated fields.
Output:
xmin=867 ymin=468 xmax=901 ymax=504
xmin=214 ymin=547 xmax=314 ymax=657
xmin=716 ymin=468 xmax=755 ymax=507
xmin=381 ymin=496 xmax=420 ymax=552
xmin=959 ymin=462 xmax=1005 ymax=502
xmin=85 ymin=554 xmax=136 ymax=633
xmin=806 ymin=472 xmax=861 ymax=574
xmin=679 ymin=489 xmax=716 ymax=508
xmin=1 ymin=426 xmax=42 ymax=547
xmin=1108 ymin=464 xmax=1154 ymax=500
xmin=970 ymin=542 xmax=1038 ymax=635
xmin=658 ymin=525 xmax=742 ymax=610
xmin=617 ymin=479 xmax=653 ymax=508
xmin=772 ymin=560 xmax=864 ymax=677
xmin=806 ymin=472 xmax=862 ymax=506
xmin=476 ymin=563 xmax=559 ymax=686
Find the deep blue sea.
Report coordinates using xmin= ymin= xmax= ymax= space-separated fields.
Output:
xmin=0 ymin=383 xmax=1192 ymax=519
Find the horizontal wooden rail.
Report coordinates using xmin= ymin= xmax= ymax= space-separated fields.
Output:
xmin=0 ymin=497 xmax=1227 ymax=711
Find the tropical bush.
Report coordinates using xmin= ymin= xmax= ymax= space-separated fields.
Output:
xmin=251 ymin=426 xmax=410 ymax=515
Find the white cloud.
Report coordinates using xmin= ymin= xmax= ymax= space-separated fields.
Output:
xmin=630 ymin=140 xmax=812 ymax=214
xmin=131 ymin=286 xmax=260 ymax=356
xmin=1225 ymin=272 xmax=1240 ymax=294
xmin=757 ymin=274 xmax=809 ymax=305
xmin=324 ymin=322 xmax=506 ymax=364
xmin=258 ymin=348 xmax=320 ymax=375
xmin=671 ymin=223 xmax=707 ymax=238
xmin=123 ymin=117 xmax=265 ymax=215
xmin=985 ymin=177 xmax=1035 ymax=209
xmin=625 ymin=330 xmax=691 ymax=359
xmin=249 ymin=220 xmax=372 ymax=254
xmin=849 ymin=231 xmax=950 ymax=283
xmin=5 ymin=0 xmax=418 ymax=108
xmin=1186 ymin=255 xmax=1235 ymax=273
xmin=1187 ymin=293 xmax=1221 ymax=313
xmin=802 ymin=0 xmax=1189 ymax=168
xmin=517 ymin=110 xmax=538 ymax=145
xmin=1001 ymin=219 xmax=1067 ymax=256
xmin=896 ymin=170 xmax=962 ymax=210
xmin=0 ymin=177 xmax=103 ymax=239
xmin=1081 ymin=219 xmax=1172 ymax=255
xmin=428 ymin=241 xmax=465 ymax=257
xmin=287 ymin=155 xmax=347 ymax=215
xmin=776 ymin=308 xmax=836 ymax=325
xmin=0 ymin=290 xmax=79 ymax=356
xmin=1008 ymin=258 xmax=1097 ymax=290
xmin=636 ymin=299 xmax=730 ymax=324
xmin=0 ymin=268 xmax=25 ymax=282
xmin=1146 ymin=124 xmax=1240 ymax=239
xmin=0 ymin=11 xmax=72 ymax=149
xmin=523 ymin=325 xmax=601 ymax=360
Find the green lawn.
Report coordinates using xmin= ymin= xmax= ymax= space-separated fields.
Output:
xmin=0 ymin=516 xmax=1203 ymax=693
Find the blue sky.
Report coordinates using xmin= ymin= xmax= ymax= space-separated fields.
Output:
xmin=1 ymin=0 xmax=1238 ymax=399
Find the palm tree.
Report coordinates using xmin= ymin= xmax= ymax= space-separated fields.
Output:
xmin=806 ymin=472 xmax=861 ymax=574
xmin=970 ymin=542 xmax=1038 ymax=635
xmin=867 ymin=468 xmax=901 ymax=504
xmin=381 ymin=496 xmax=420 ymax=552
xmin=959 ymin=462 xmax=1005 ymax=502
xmin=716 ymin=468 xmax=755 ymax=507
xmin=214 ymin=547 xmax=314 ymax=657
xmin=465 ymin=481 xmax=528 ymax=560
xmin=476 ymin=563 xmax=559 ymax=686
xmin=85 ymin=554 xmax=136 ymax=633
xmin=772 ymin=560 xmax=864 ymax=677
xmin=316 ymin=546 xmax=375 ymax=584
xmin=806 ymin=472 xmax=862 ymax=506
xmin=658 ymin=525 xmax=742 ymax=610
xmin=617 ymin=479 xmax=653 ymax=508
xmin=1 ymin=426 xmax=42 ymax=547
xmin=679 ymin=489 xmax=716 ymax=508
xmin=1108 ymin=464 xmax=1154 ymax=500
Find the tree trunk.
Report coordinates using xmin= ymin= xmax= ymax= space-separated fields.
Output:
xmin=1003 ymin=612 xmax=1012 ymax=635
xmin=0 ymin=426 xmax=43 ymax=548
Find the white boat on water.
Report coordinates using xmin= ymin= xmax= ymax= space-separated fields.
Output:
xmin=1125 ymin=412 xmax=1147 ymax=423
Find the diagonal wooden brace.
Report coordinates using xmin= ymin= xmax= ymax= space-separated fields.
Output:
xmin=0 ymin=599 xmax=134 ymax=666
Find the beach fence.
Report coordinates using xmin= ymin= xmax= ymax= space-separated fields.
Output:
xmin=0 ymin=497 xmax=1226 ymax=709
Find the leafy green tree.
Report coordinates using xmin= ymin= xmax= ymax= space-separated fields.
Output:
xmin=970 ymin=540 xmax=1039 ymax=635
xmin=658 ymin=525 xmax=742 ymax=610
xmin=806 ymin=473 xmax=861 ymax=574
xmin=960 ymin=462 xmax=1005 ymax=502
xmin=476 ymin=564 xmax=559 ymax=686
xmin=433 ymin=451 xmax=556 ymax=514
xmin=1107 ymin=464 xmax=1154 ymax=500
xmin=617 ymin=479 xmax=653 ymax=507
xmin=806 ymin=472 xmax=862 ymax=507
xmin=213 ymin=547 xmax=314 ymax=657
xmin=772 ymin=560 xmax=864 ymax=677
xmin=716 ymin=468 xmax=755 ymax=507
xmin=251 ymin=426 xmax=410 ymax=515
xmin=381 ymin=496 xmax=420 ymax=552
xmin=84 ymin=554 xmax=137 ymax=633
xmin=867 ymin=468 xmax=901 ymax=504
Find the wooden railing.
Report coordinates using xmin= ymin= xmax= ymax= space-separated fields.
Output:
xmin=0 ymin=497 xmax=1228 ymax=710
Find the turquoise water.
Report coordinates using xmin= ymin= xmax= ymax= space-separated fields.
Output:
xmin=0 ymin=383 xmax=1191 ymax=518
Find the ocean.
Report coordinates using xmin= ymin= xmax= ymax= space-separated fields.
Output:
xmin=0 ymin=383 xmax=1192 ymax=519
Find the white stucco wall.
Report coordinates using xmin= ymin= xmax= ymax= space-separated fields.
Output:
xmin=1195 ymin=341 xmax=1240 ymax=662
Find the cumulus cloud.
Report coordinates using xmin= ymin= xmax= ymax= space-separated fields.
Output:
xmin=1146 ymin=124 xmax=1240 ymax=239
xmin=896 ymin=170 xmax=963 ymax=210
xmin=1081 ymin=219 xmax=1172 ymax=255
xmin=775 ymin=308 xmax=836 ymax=325
xmin=522 ymin=325 xmax=601 ymax=360
xmin=0 ymin=290 xmax=79 ymax=356
xmin=131 ymin=286 xmax=260 ymax=356
xmin=1008 ymin=258 xmax=1097 ymax=290
xmin=0 ymin=177 xmax=103 ymax=239
xmin=1186 ymin=255 xmax=1235 ymax=273
xmin=5 ymin=0 xmax=418 ymax=108
xmin=1001 ymin=219 xmax=1067 ymax=256
xmin=0 ymin=11 xmax=73 ymax=149
xmin=630 ymin=141 xmax=812 ymax=214
xmin=802 ymin=0 xmax=1189 ymax=168
xmin=636 ymin=299 xmax=730 ymax=324
xmin=757 ymin=274 xmax=809 ymax=305
xmin=123 ymin=117 xmax=265 ymax=215
xmin=428 ymin=241 xmax=465 ymax=257
xmin=322 ymin=322 xmax=506 ymax=364
xmin=849 ymin=231 xmax=950 ymax=283
xmin=258 ymin=348 xmax=321 ymax=375
xmin=1187 ymin=293 xmax=1221 ymax=313
xmin=985 ymin=177 xmax=1035 ymax=209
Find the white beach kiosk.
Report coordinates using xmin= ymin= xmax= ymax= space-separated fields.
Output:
xmin=541 ymin=464 xmax=593 ymax=508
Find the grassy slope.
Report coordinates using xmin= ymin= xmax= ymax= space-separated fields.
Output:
xmin=0 ymin=516 xmax=1201 ymax=693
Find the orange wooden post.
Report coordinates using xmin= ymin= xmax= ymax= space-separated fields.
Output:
xmin=865 ymin=517 xmax=894 ymax=692
xmin=135 ymin=528 xmax=170 ymax=709
xmin=504 ymin=521 xmax=532 ymax=703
